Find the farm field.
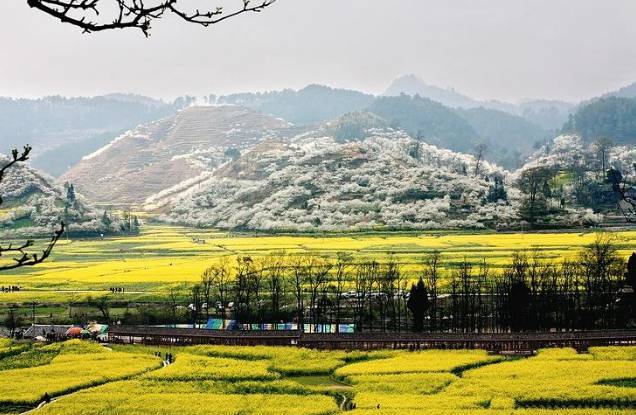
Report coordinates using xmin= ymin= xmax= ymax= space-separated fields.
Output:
xmin=0 ymin=340 xmax=635 ymax=415
xmin=1 ymin=224 xmax=636 ymax=306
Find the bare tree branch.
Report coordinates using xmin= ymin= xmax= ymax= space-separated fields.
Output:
xmin=26 ymin=0 xmax=277 ymax=36
xmin=0 ymin=222 xmax=65 ymax=271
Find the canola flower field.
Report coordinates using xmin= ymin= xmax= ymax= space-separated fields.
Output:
xmin=0 ymin=339 xmax=634 ymax=415
xmin=1 ymin=224 xmax=635 ymax=304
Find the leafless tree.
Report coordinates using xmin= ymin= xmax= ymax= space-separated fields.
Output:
xmin=380 ymin=255 xmax=400 ymax=331
xmin=291 ymin=255 xmax=306 ymax=326
xmin=200 ymin=268 xmax=214 ymax=320
xmin=422 ymin=251 xmax=441 ymax=331
xmin=264 ymin=252 xmax=285 ymax=319
xmin=473 ymin=143 xmax=487 ymax=177
xmin=594 ymin=137 xmax=614 ymax=178
xmin=167 ymin=286 xmax=181 ymax=322
xmin=189 ymin=283 xmax=203 ymax=326
xmin=234 ymin=256 xmax=255 ymax=321
xmin=212 ymin=257 xmax=232 ymax=317
xmin=0 ymin=146 xmax=65 ymax=271
xmin=301 ymin=255 xmax=332 ymax=325
xmin=27 ymin=0 xmax=277 ymax=36
xmin=353 ymin=260 xmax=375 ymax=331
xmin=332 ymin=252 xmax=351 ymax=330
xmin=88 ymin=295 xmax=110 ymax=320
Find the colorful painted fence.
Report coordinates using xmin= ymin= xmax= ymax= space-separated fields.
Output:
xmin=204 ymin=319 xmax=355 ymax=333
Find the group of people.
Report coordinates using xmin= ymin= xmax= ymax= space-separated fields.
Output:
xmin=154 ymin=351 xmax=174 ymax=363
xmin=109 ymin=287 xmax=126 ymax=293
xmin=0 ymin=285 xmax=20 ymax=293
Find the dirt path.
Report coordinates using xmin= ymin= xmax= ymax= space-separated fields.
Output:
xmin=18 ymin=359 xmax=170 ymax=415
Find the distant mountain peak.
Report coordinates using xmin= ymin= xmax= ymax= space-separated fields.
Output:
xmin=383 ymin=74 xmax=479 ymax=109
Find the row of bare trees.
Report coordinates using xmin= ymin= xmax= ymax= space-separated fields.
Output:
xmin=188 ymin=234 xmax=635 ymax=332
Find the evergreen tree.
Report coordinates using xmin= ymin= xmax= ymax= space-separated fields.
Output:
xmin=66 ymin=183 xmax=76 ymax=203
xmin=133 ymin=215 xmax=141 ymax=230
xmin=101 ymin=211 xmax=112 ymax=229
xmin=626 ymin=252 xmax=636 ymax=288
xmin=508 ymin=279 xmax=531 ymax=331
xmin=486 ymin=175 xmax=507 ymax=203
xmin=407 ymin=277 xmax=430 ymax=332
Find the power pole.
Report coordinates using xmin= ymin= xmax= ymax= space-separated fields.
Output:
xmin=30 ymin=301 xmax=38 ymax=326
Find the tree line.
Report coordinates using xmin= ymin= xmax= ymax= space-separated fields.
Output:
xmin=186 ymin=234 xmax=635 ymax=333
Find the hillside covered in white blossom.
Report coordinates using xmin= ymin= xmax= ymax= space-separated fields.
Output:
xmin=0 ymin=155 xmax=126 ymax=237
xmin=158 ymin=129 xmax=604 ymax=231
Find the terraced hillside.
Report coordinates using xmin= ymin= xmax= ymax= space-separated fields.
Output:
xmin=61 ymin=106 xmax=292 ymax=206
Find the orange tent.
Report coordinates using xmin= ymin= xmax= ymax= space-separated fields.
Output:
xmin=65 ymin=327 xmax=84 ymax=337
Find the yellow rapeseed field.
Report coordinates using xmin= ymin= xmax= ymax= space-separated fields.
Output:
xmin=1 ymin=341 xmax=635 ymax=415
xmin=1 ymin=224 xmax=635 ymax=303
xmin=0 ymin=340 xmax=161 ymax=407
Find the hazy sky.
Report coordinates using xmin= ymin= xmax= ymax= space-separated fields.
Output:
xmin=2 ymin=0 xmax=636 ymax=103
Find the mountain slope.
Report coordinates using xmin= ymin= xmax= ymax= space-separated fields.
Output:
xmin=218 ymin=84 xmax=375 ymax=126
xmin=0 ymin=94 xmax=186 ymax=176
xmin=562 ymin=96 xmax=636 ymax=145
xmin=0 ymin=156 xmax=111 ymax=236
xmin=383 ymin=75 xmax=573 ymax=131
xmin=160 ymin=130 xmax=519 ymax=231
xmin=383 ymin=74 xmax=479 ymax=109
xmin=518 ymin=100 xmax=574 ymax=132
xmin=601 ymin=81 xmax=636 ymax=99
xmin=60 ymin=106 xmax=293 ymax=206
xmin=454 ymin=107 xmax=550 ymax=168
xmin=367 ymin=95 xmax=480 ymax=153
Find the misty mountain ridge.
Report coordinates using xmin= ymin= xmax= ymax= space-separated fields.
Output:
xmin=3 ymin=75 xmax=636 ymax=223
xmin=383 ymin=74 xmax=574 ymax=131
xmin=0 ymin=94 xmax=191 ymax=176
xmin=383 ymin=74 xmax=481 ymax=109
xmin=218 ymin=84 xmax=374 ymax=126
xmin=216 ymin=85 xmax=551 ymax=169
xmin=563 ymin=96 xmax=636 ymax=145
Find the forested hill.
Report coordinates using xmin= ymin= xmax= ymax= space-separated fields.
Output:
xmin=562 ymin=96 xmax=636 ymax=145
xmin=218 ymin=84 xmax=375 ymax=125
xmin=601 ymin=81 xmax=636 ymax=99
xmin=0 ymin=94 xmax=189 ymax=176
xmin=454 ymin=107 xmax=550 ymax=168
xmin=382 ymin=74 xmax=574 ymax=132
xmin=367 ymin=95 xmax=479 ymax=154
xmin=368 ymin=96 xmax=550 ymax=168
xmin=218 ymin=85 xmax=548 ymax=169
xmin=161 ymin=130 xmax=515 ymax=231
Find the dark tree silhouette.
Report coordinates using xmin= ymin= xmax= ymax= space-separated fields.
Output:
xmin=0 ymin=146 xmax=65 ymax=271
xmin=407 ymin=277 xmax=429 ymax=332
xmin=27 ymin=0 xmax=277 ymax=36
xmin=627 ymin=253 xmax=636 ymax=288
xmin=4 ymin=305 xmax=23 ymax=337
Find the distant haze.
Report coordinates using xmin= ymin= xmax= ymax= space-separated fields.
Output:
xmin=1 ymin=0 xmax=636 ymax=102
